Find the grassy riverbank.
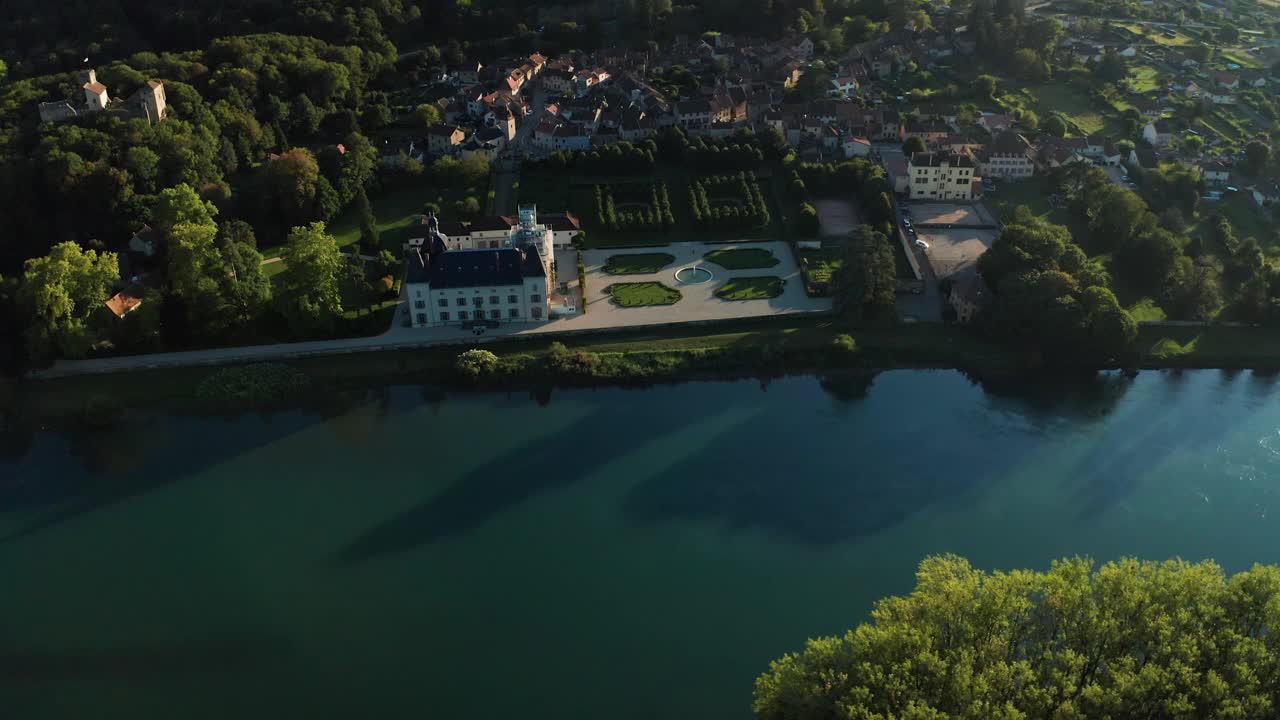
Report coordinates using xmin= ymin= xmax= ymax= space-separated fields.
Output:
xmin=13 ymin=321 xmax=1280 ymax=419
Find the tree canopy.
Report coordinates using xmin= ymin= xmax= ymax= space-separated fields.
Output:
xmin=755 ymin=554 xmax=1280 ymax=720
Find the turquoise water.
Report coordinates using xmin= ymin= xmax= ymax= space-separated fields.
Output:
xmin=3 ymin=369 xmax=1280 ymax=718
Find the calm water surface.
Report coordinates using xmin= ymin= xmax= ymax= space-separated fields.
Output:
xmin=4 ymin=369 xmax=1280 ymax=718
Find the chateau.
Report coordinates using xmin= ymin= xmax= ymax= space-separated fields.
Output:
xmin=404 ymin=207 xmax=559 ymax=329
xmin=38 ymin=68 xmax=167 ymax=125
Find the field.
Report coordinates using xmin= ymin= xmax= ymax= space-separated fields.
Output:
xmin=1127 ymin=65 xmax=1162 ymax=93
xmin=1001 ymin=82 xmax=1119 ymax=136
xmin=1116 ymin=23 xmax=1193 ymax=46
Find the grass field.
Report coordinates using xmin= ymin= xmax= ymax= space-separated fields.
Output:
xmin=1190 ymin=192 xmax=1274 ymax=246
xmin=1128 ymin=64 xmax=1162 ymax=93
xmin=608 ymin=282 xmax=683 ymax=307
xmin=603 ymin=253 xmax=676 ymax=275
xmin=1003 ymin=82 xmax=1118 ymax=136
xmin=1117 ymin=23 xmax=1192 ymax=46
xmin=715 ymin=276 xmax=785 ymax=301
xmin=704 ymin=248 xmax=780 ymax=270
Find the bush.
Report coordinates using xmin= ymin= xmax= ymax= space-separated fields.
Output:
xmin=832 ymin=334 xmax=857 ymax=354
xmin=195 ymin=363 xmax=311 ymax=405
xmin=455 ymin=349 xmax=500 ymax=379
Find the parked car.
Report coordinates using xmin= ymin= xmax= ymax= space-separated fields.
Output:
xmin=914 ymin=239 xmax=929 ymax=249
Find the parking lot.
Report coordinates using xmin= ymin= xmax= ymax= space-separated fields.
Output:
xmin=907 ymin=203 xmax=998 ymax=228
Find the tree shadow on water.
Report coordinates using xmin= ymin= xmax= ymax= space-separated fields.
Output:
xmin=332 ymin=401 xmax=705 ymax=565
xmin=0 ymin=631 xmax=291 ymax=688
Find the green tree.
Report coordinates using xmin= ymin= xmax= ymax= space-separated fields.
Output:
xmin=153 ymin=183 xmax=217 ymax=234
xmin=1244 ymin=139 xmax=1271 ymax=176
xmin=755 ymin=555 xmax=1280 ymax=720
xmin=415 ymin=103 xmax=443 ymax=128
xmin=834 ymin=226 xmax=896 ymax=324
xmin=167 ymin=221 xmax=226 ymax=333
xmin=275 ymin=222 xmax=345 ymax=334
xmin=20 ymin=242 xmax=120 ymax=360
xmin=455 ymin=348 xmax=500 ymax=378
xmin=356 ymin=186 xmax=379 ymax=251
xmin=902 ymin=136 xmax=927 ymax=155
xmin=1041 ymin=113 xmax=1068 ymax=137
xmin=974 ymin=74 xmax=999 ymax=101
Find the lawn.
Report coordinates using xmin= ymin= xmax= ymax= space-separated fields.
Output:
xmin=1190 ymin=192 xmax=1274 ymax=245
xmin=703 ymin=248 xmax=780 ymax=270
xmin=608 ymin=282 xmax=683 ymax=307
xmin=985 ymin=179 xmax=1091 ymax=243
xmin=715 ymin=276 xmax=785 ymax=301
xmin=1117 ymin=23 xmax=1192 ymax=46
xmin=1127 ymin=64 xmax=1162 ymax=93
xmin=604 ymin=252 xmax=676 ymax=275
xmin=1002 ymin=82 xmax=1120 ymax=136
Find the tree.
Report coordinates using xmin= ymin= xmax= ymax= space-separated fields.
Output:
xmin=256 ymin=148 xmax=323 ymax=235
xmin=356 ymin=186 xmax=379 ymax=251
xmin=153 ymin=183 xmax=217 ymax=234
xmin=1041 ymin=113 xmax=1068 ymax=137
xmin=834 ymin=226 xmax=896 ymax=324
xmin=458 ymin=152 xmax=491 ymax=187
xmin=755 ymin=555 xmax=1280 ymax=720
xmin=797 ymin=202 xmax=820 ymax=237
xmin=415 ymin=103 xmax=443 ymax=128
xmin=275 ymin=222 xmax=345 ymax=334
xmin=20 ymin=242 xmax=120 ymax=360
xmin=455 ymin=348 xmax=500 ymax=379
xmin=974 ymin=74 xmax=999 ymax=101
xmin=1244 ymin=139 xmax=1271 ymax=176
xmin=902 ymin=136 xmax=927 ymax=155
xmin=1094 ymin=52 xmax=1128 ymax=83
xmin=167 ymin=221 xmax=226 ymax=333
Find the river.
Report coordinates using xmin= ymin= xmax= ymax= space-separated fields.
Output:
xmin=3 ymin=369 xmax=1280 ymax=718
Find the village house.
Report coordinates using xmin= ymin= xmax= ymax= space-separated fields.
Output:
xmin=1143 ymin=119 xmax=1176 ymax=147
xmin=427 ymin=124 xmax=467 ymax=156
xmin=977 ymin=131 xmax=1034 ymax=179
xmin=1201 ymin=161 xmax=1232 ymax=187
xmin=907 ymin=151 xmax=978 ymax=201
xmin=541 ymin=69 xmax=575 ymax=96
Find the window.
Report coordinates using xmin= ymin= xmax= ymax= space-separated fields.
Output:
xmin=416 ymin=313 xmax=427 ymax=325
xmin=440 ymin=312 xmax=449 ymax=322
xmin=509 ymin=308 xmax=519 ymax=318
xmin=473 ymin=296 xmax=484 ymax=306
xmin=508 ymin=294 xmax=518 ymax=304
xmin=414 ymin=300 xmax=426 ymax=309
xmin=530 ymin=294 xmax=541 ymax=303
xmin=490 ymin=309 xmax=500 ymax=320
xmin=456 ymin=298 xmax=466 ymax=306
xmin=458 ymin=310 xmax=469 ymax=320
xmin=415 ymin=289 xmax=423 ymax=298
xmin=490 ymin=295 xmax=499 ymax=305
xmin=532 ymin=307 xmax=543 ymax=319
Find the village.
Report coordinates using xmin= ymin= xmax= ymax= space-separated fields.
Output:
xmin=352 ymin=0 xmax=1278 ymax=341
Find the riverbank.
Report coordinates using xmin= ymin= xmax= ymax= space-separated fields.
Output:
xmin=8 ymin=320 xmax=1280 ymax=420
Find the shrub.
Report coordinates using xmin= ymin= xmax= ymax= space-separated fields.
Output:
xmin=195 ymin=363 xmax=311 ymax=405
xmin=455 ymin=349 xmax=500 ymax=379
xmin=832 ymin=334 xmax=857 ymax=354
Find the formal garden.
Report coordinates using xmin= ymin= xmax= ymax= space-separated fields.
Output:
xmin=608 ymin=282 xmax=683 ymax=307
xmin=689 ymin=172 xmax=772 ymax=231
xmin=595 ymin=181 xmax=675 ymax=233
xmin=604 ymin=253 xmax=676 ymax=275
xmin=715 ymin=276 xmax=785 ymax=301
xmin=704 ymin=248 xmax=780 ymax=270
